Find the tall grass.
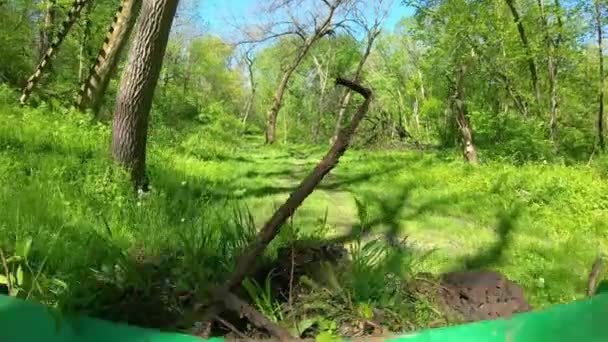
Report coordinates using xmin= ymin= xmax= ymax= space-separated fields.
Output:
xmin=1 ymin=85 xmax=608 ymax=334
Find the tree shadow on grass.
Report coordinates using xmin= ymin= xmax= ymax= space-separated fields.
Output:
xmin=327 ymin=183 xmax=461 ymax=247
xmin=149 ymin=152 xmax=413 ymax=207
xmin=450 ymin=206 xmax=521 ymax=271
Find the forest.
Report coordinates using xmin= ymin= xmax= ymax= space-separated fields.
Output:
xmin=0 ymin=0 xmax=607 ymax=340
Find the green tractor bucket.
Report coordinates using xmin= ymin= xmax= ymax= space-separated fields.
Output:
xmin=1 ymin=292 xmax=608 ymax=341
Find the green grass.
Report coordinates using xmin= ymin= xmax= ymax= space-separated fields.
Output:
xmin=1 ymin=91 xmax=608 ymax=334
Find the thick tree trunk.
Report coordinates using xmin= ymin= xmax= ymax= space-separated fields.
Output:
xmin=505 ymin=0 xmax=541 ymax=105
xmin=111 ymin=0 xmax=179 ymax=188
xmin=20 ymin=0 xmax=90 ymax=105
xmin=596 ymin=0 xmax=605 ymax=151
xmin=78 ymin=0 xmax=143 ymax=115
xmin=452 ymin=64 xmax=478 ymax=164
xmin=39 ymin=0 xmax=56 ymax=59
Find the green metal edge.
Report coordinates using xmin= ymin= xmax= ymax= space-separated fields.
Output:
xmin=1 ymin=293 xmax=608 ymax=341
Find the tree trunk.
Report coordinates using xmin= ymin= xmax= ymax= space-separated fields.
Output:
xmin=78 ymin=5 xmax=91 ymax=83
xmin=312 ymin=54 xmax=330 ymax=143
xmin=452 ymin=63 xmax=478 ymax=164
xmin=505 ymin=0 xmax=541 ymax=105
xmin=20 ymin=0 xmax=90 ymax=105
xmin=266 ymin=65 xmax=298 ymax=144
xmin=183 ymin=48 xmax=191 ymax=96
xmin=39 ymin=0 xmax=56 ymax=59
xmin=241 ymin=52 xmax=256 ymax=128
xmin=265 ymin=2 xmax=341 ymax=144
xmin=596 ymin=0 xmax=605 ymax=151
xmin=538 ymin=0 xmax=562 ymax=143
xmin=396 ymin=88 xmax=409 ymax=132
xmin=111 ymin=0 xmax=179 ymax=189
xmin=78 ymin=0 xmax=143 ymax=115
xmin=265 ymin=40 xmax=320 ymax=144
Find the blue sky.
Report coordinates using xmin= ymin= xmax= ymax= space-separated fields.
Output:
xmin=198 ymin=1 xmax=414 ymax=37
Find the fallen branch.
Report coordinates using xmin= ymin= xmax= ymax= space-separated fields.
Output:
xmin=224 ymin=77 xmax=372 ymax=292
xmin=218 ymin=289 xmax=294 ymax=340
xmin=214 ymin=314 xmax=248 ymax=340
xmin=197 ymin=77 xmax=372 ymax=337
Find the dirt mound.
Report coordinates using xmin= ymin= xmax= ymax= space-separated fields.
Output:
xmin=437 ymin=270 xmax=532 ymax=322
xmin=256 ymin=241 xmax=348 ymax=300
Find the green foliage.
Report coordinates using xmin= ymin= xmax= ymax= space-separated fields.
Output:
xmin=0 ymin=236 xmax=67 ymax=301
xmin=179 ymin=107 xmax=242 ymax=160
xmin=0 ymin=1 xmax=36 ymax=85
xmin=243 ymin=272 xmax=284 ymax=323
xmin=154 ymin=34 xmax=245 ymax=125
xmin=348 ymin=239 xmax=412 ymax=305
xmin=471 ymin=110 xmax=554 ymax=163
xmin=1 ymin=98 xmax=608 ymax=334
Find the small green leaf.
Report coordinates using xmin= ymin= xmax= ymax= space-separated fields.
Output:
xmin=6 ymin=256 xmax=23 ymax=264
xmin=9 ymin=287 xmax=20 ymax=297
xmin=0 ymin=274 xmax=8 ymax=285
xmin=292 ymin=317 xmax=317 ymax=337
xmin=17 ymin=237 xmax=33 ymax=259
xmin=16 ymin=266 xmax=24 ymax=285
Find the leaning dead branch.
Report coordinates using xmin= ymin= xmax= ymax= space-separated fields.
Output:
xmin=197 ymin=77 xmax=372 ymax=337
xmin=225 ymin=77 xmax=371 ymax=290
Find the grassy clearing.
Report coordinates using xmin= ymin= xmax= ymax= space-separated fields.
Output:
xmin=1 ymin=96 xmax=607 ymax=335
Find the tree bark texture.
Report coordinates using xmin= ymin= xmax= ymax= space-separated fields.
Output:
xmin=20 ymin=0 xmax=90 ymax=105
xmin=111 ymin=0 xmax=179 ymax=188
xmin=78 ymin=0 xmax=143 ymax=115
xmin=505 ymin=0 xmax=541 ymax=105
xmin=452 ymin=64 xmax=479 ymax=164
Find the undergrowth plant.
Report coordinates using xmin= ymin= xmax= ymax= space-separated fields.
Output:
xmin=1 ymin=95 xmax=608 ymax=336
xmin=0 ymin=237 xmax=67 ymax=304
xmin=243 ymin=272 xmax=284 ymax=323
